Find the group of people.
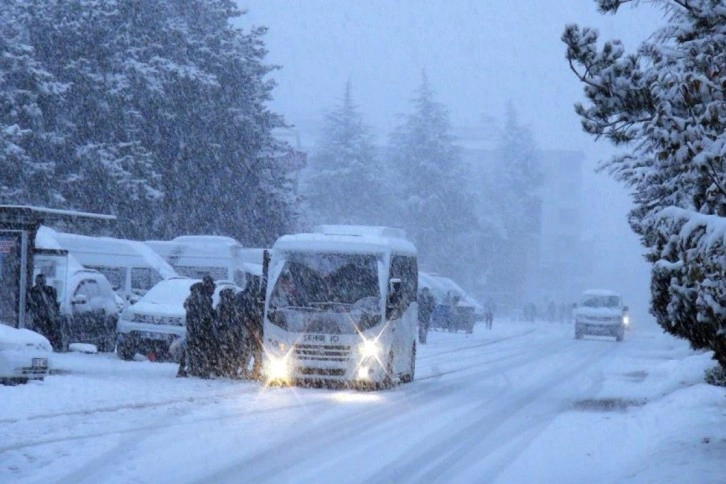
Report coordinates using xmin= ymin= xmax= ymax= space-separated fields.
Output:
xmin=177 ymin=275 xmax=264 ymax=380
xmin=521 ymin=301 xmax=572 ymax=323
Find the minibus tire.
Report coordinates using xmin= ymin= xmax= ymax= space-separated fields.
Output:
xmin=401 ymin=342 xmax=415 ymax=383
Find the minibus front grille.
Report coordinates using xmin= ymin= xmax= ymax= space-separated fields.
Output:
xmin=294 ymin=344 xmax=351 ymax=362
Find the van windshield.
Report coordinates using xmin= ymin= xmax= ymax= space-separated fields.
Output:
xmin=175 ymin=266 xmax=228 ymax=281
xmin=131 ymin=267 xmax=162 ymax=294
xmin=581 ymin=295 xmax=621 ymax=308
xmin=88 ymin=266 xmax=125 ymax=292
xmin=269 ymin=253 xmax=379 ymax=310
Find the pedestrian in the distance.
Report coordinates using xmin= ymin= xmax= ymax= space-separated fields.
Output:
xmin=418 ymin=287 xmax=435 ymax=344
xmin=484 ymin=297 xmax=496 ymax=330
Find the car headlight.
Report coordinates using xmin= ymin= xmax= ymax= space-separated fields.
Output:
xmin=360 ymin=339 xmax=381 ymax=359
xmin=623 ymin=315 xmax=630 ymax=326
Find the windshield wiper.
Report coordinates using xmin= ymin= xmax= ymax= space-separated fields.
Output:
xmin=308 ymin=301 xmax=354 ymax=310
xmin=271 ymin=305 xmax=322 ymax=312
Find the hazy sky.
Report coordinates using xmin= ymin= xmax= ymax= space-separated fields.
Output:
xmin=237 ymin=0 xmax=666 ymax=321
xmin=239 ymin=0 xmax=663 ymax=149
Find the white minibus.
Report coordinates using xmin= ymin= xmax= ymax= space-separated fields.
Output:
xmin=263 ymin=225 xmax=418 ymax=389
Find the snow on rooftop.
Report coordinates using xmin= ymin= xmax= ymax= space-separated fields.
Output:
xmin=146 ymin=239 xmax=244 ymax=260
xmin=171 ymin=235 xmax=242 ymax=247
xmin=35 ymin=226 xmax=89 ymax=274
xmin=0 ymin=204 xmax=116 ymax=220
xmin=275 ymin=231 xmax=417 ymax=255
xmin=314 ymin=225 xmax=408 ymax=241
xmin=48 ymin=229 xmax=177 ymax=279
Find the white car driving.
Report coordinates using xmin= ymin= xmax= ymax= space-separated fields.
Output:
xmin=116 ymin=277 xmax=238 ymax=361
xmin=0 ymin=324 xmax=53 ymax=385
xmin=574 ymin=289 xmax=629 ymax=342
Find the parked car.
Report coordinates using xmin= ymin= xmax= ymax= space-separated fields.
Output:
xmin=574 ymin=289 xmax=629 ymax=341
xmin=419 ymin=272 xmax=479 ymax=333
xmin=60 ymin=269 xmax=121 ymax=352
xmin=116 ymin=277 xmax=239 ymax=361
xmin=0 ymin=324 xmax=52 ymax=385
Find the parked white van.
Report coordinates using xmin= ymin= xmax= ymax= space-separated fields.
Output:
xmin=50 ymin=229 xmax=178 ymax=305
xmin=145 ymin=235 xmax=263 ymax=290
xmin=34 ymin=227 xmax=121 ymax=351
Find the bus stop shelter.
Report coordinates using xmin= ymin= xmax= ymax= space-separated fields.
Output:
xmin=0 ymin=205 xmax=115 ymax=329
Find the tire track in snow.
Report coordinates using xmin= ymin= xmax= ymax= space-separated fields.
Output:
xmin=418 ymin=328 xmax=537 ymax=361
xmin=199 ymin=336 xmax=581 ymax=483
xmin=0 ymin=398 xmax=328 ymax=454
xmin=366 ymin=341 xmax=616 ymax=483
xmin=6 ymin=327 xmax=569 ymax=483
xmin=0 ymin=386 xmax=257 ymax=425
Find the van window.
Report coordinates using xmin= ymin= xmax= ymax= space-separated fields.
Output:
xmin=175 ymin=266 xmax=227 ymax=281
xmin=75 ymin=279 xmax=99 ymax=299
xmin=390 ymin=255 xmax=418 ymax=311
xmin=87 ymin=266 xmax=125 ymax=292
xmin=131 ymin=267 xmax=162 ymax=294
xmin=233 ymin=270 xmax=246 ymax=288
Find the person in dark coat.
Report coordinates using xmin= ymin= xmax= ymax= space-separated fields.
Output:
xmin=484 ymin=297 xmax=496 ymax=330
xmin=417 ymin=287 xmax=435 ymax=344
xmin=26 ymin=274 xmax=62 ymax=351
xmin=180 ymin=278 xmax=216 ymax=378
xmin=235 ymin=277 xmax=263 ymax=380
xmin=215 ymin=287 xmax=242 ymax=378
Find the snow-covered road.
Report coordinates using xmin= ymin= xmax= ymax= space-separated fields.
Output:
xmin=2 ymin=320 xmax=724 ymax=483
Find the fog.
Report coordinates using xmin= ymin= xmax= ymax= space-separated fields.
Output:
xmin=238 ymin=0 xmax=665 ymax=324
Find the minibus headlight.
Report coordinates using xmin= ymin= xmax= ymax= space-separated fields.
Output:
xmin=266 ymin=355 xmax=290 ymax=381
xmin=360 ymin=339 xmax=381 ymax=359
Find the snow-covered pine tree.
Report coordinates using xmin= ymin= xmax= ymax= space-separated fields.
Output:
xmin=0 ymin=1 xmax=66 ymax=207
xmin=10 ymin=0 xmax=294 ymax=244
xmin=22 ymin=0 xmax=164 ymax=237
xmin=303 ymin=81 xmax=389 ymax=226
xmin=388 ymin=72 xmax=478 ymax=283
xmin=564 ymin=0 xmax=726 ymax=367
xmin=482 ymin=103 xmax=542 ymax=307
xmin=132 ymin=0 xmax=294 ymax=245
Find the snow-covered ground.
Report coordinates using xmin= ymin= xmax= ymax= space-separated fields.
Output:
xmin=2 ymin=319 xmax=724 ymax=483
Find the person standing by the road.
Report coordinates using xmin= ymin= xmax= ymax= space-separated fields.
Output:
xmin=215 ymin=287 xmax=240 ymax=378
xmin=26 ymin=274 xmax=62 ymax=351
xmin=236 ymin=277 xmax=264 ymax=380
xmin=180 ymin=277 xmax=216 ymax=378
xmin=418 ymin=287 xmax=435 ymax=344
xmin=484 ymin=297 xmax=496 ymax=330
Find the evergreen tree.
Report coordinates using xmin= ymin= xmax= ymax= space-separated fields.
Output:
xmin=564 ymin=0 xmax=726 ymax=367
xmin=481 ymin=103 xmax=542 ymax=306
xmin=23 ymin=0 xmax=164 ymax=237
xmin=303 ymin=81 xmax=388 ymax=226
xmin=1 ymin=0 xmax=294 ymax=245
xmin=0 ymin=1 xmax=66 ymax=207
xmin=388 ymin=73 xmax=478 ymax=282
